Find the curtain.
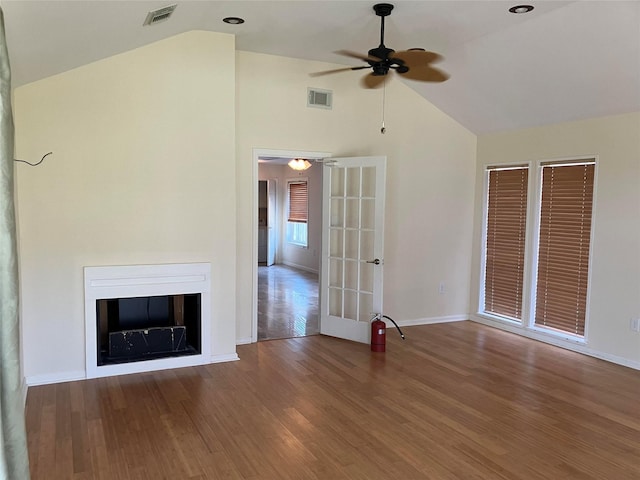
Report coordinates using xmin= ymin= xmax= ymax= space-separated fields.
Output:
xmin=0 ymin=7 xmax=31 ymax=480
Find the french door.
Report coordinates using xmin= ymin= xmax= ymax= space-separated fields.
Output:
xmin=320 ymin=156 xmax=386 ymax=343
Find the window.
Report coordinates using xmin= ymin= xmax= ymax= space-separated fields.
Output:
xmin=287 ymin=180 xmax=308 ymax=247
xmin=480 ymin=159 xmax=596 ymax=339
xmin=534 ymin=161 xmax=595 ymax=336
xmin=483 ymin=166 xmax=529 ymax=320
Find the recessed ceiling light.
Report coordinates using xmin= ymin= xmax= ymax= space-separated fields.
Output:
xmin=509 ymin=5 xmax=534 ymax=14
xmin=223 ymin=17 xmax=245 ymax=25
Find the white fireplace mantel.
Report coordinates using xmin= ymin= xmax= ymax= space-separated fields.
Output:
xmin=84 ymin=263 xmax=212 ymax=379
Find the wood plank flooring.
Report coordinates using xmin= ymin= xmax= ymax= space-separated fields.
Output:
xmin=258 ymin=264 xmax=319 ymax=341
xmin=25 ymin=321 xmax=640 ymax=479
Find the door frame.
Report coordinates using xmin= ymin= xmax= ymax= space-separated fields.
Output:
xmin=251 ymin=148 xmax=331 ymax=343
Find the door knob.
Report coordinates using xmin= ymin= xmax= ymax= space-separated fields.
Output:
xmin=366 ymin=258 xmax=381 ymax=265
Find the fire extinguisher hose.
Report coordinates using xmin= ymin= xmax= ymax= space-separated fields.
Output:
xmin=382 ymin=315 xmax=405 ymax=340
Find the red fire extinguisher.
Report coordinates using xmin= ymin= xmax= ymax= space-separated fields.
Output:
xmin=371 ymin=315 xmax=405 ymax=352
xmin=371 ymin=317 xmax=386 ymax=352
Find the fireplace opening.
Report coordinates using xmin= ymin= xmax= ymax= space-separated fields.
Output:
xmin=96 ymin=293 xmax=201 ymax=366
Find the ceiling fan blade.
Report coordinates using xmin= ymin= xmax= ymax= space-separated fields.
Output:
xmin=310 ymin=66 xmax=370 ymax=77
xmin=398 ymin=65 xmax=450 ymax=83
xmin=335 ymin=49 xmax=382 ymax=63
xmin=361 ymin=73 xmax=387 ymax=89
xmin=393 ymin=49 xmax=444 ymax=66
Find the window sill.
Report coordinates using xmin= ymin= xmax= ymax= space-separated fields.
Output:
xmin=287 ymin=242 xmax=308 ymax=249
xmin=474 ymin=313 xmax=586 ymax=345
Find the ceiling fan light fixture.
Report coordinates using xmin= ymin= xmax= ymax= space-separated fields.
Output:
xmin=223 ymin=16 xmax=245 ymax=25
xmin=509 ymin=5 xmax=534 ymax=14
xmin=288 ymin=159 xmax=312 ymax=171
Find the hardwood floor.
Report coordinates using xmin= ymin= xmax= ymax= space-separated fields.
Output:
xmin=258 ymin=264 xmax=319 ymax=341
xmin=26 ymin=321 xmax=640 ymax=479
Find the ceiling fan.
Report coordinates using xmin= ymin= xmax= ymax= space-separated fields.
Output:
xmin=312 ymin=3 xmax=449 ymax=88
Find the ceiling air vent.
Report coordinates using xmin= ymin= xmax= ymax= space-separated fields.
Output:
xmin=308 ymin=88 xmax=332 ymax=110
xmin=143 ymin=4 xmax=177 ymax=26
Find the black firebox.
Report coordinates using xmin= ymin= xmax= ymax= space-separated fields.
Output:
xmin=96 ymin=293 xmax=201 ymax=366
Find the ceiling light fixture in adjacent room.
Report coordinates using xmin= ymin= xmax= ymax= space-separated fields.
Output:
xmin=223 ymin=17 xmax=245 ymax=25
xmin=509 ymin=5 xmax=534 ymax=14
xmin=288 ymin=159 xmax=312 ymax=171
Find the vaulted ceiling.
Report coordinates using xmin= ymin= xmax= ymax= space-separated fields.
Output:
xmin=3 ymin=1 xmax=639 ymax=134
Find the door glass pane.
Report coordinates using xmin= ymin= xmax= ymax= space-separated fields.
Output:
xmin=361 ymin=199 xmax=374 ymax=230
xmin=346 ymin=168 xmax=361 ymax=197
xmin=361 ymin=167 xmax=376 ymax=197
xmin=329 ymin=258 xmax=343 ymax=288
xmin=344 ymin=290 xmax=357 ymax=321
xmin=345 ymin=199 xmax=360 ymax=229
xmin=331 ymin=168 xmax=345 ymax=197
xmin=359 ymin=293 xmax=373 ymax=322
xmin=330 ymin=198 xmax=344 ymax=227
xmin=360 ymin=264 xmax=374 ymax=293
xmin=329 ymin=228 xmax=344 ymax=257
xmin=345 ymin=230 xmax=359 ymax=260
xmin=344 ymin=260 xmax=359 ymax=291
xmin=360 ymin=230 xmax=374 ymax=260
xmin=329 ymin=288 xmax=342 ymax=317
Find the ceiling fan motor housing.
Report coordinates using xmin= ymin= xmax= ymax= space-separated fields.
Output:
xmin=373 ymin=3 xmax=394 ymax=17
xmin=368 ymin=46 xmax=395 ymax=61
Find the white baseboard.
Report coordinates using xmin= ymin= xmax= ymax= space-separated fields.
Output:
xmin=25 ymin=354 xmax=240 ymax=387
xmin=210 ymin=353 xmax=240 ymax=363
xmin=281 ymin=261 xmax=318 ymax=274
xmin=22 ymin=377 xmax=28 ymax=406
xmin=394 ymin=314 xmax=468 ymax=327
xmin=26 ymin=370 xmax=86 ymax=387
xmin=470 ymin=315 xmax=640 ymax=371
xmin=236 ymin=337 xmax=253 ymax=345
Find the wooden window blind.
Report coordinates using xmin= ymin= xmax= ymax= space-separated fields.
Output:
xmin=288 ymin=181 xmax=308 ymax=223
xmin=484 ymin=166 xmax=529 ymax=319
xmin=535 ymin=161 xmax=595 ymax=336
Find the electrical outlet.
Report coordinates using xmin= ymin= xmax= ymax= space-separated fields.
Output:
xmin=439 ymin=282 xmax=445 ymax=294
xmin=630 ymin=318 xmax=640 ymax=332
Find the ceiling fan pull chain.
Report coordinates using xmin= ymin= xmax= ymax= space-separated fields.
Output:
xmin=380 ymin=77 xmax=387 ymax=134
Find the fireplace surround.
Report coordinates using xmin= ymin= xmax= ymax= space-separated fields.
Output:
xmin=84 ymin=263 xmax=211 ymax=379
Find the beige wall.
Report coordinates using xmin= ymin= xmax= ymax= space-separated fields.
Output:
xmin=236 ymin=51 xmax=477 ymax=341
xmin=14 ymin=31 xmax=238 ymax=383
xmin=470 ymin=112 xmax=640 ymax=367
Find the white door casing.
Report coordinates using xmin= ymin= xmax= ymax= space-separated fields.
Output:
xmin=266 ymin=179 xmax=277 ymax=266
xmin=320 ymin=156 xmax=386 ymax=344
xmin=251 ymin=148 xmax=331 ymax=343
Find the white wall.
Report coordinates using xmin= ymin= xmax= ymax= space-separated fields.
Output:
xmin=236 ymin=51 xmax=477 ymax=341
xmin=14 ymin=31 xmax=238 ymax=384
xmin=470 ymin=112 xmax=640 ymax=368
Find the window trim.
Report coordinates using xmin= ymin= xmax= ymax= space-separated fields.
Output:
xmin=479 ymin=163 xmax=531 ymax=324
xmin=478 ymin=162 xmax=533 ymax=324
xmin=478 ymin=156 xmax=598 ymax=343
xmin=286 ymin=178 xmax=309 ymax=248
xmin=527 ymin=157 xmax=597 ymax=342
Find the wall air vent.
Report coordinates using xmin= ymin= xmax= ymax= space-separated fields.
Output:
xmin=308 ymin=88 xmax=333 ymax=110
xmin=143 ymin=4 xmax=177 ymax=26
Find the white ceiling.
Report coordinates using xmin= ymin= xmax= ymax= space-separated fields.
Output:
xmin=2 ymin=0 xmax=639 ymax=134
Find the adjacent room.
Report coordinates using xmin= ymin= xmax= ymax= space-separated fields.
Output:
xmin=0 ymin=1 xmax=638 ymax=479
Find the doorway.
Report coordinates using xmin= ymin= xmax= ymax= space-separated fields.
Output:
xmin=252 ymin=148 xmax=330 ymax=342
